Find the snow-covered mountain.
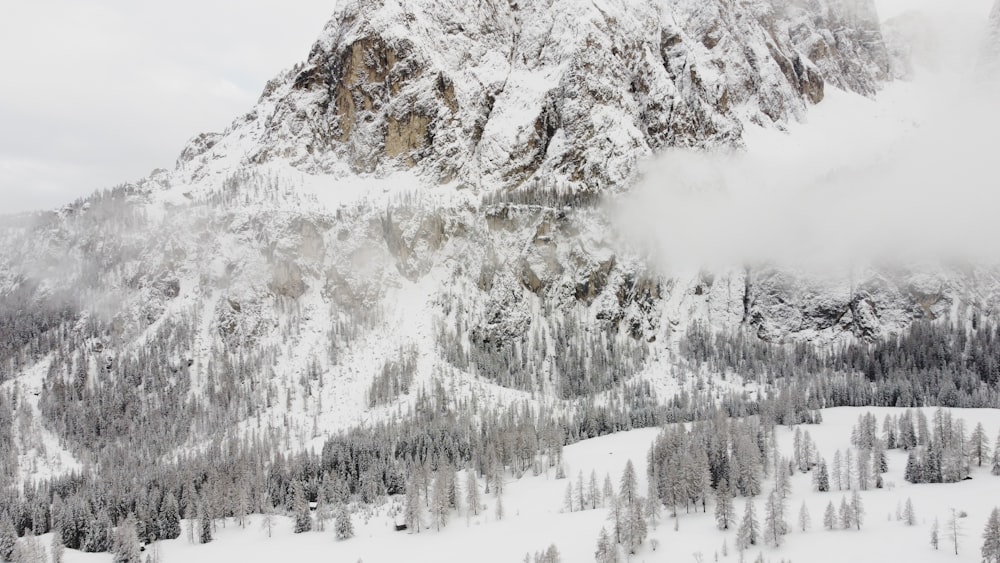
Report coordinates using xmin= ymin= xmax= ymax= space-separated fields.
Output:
xmin=0 ymin=0 xmax=997 ymax=479
xmin=178 ymin=0 xmax=891 ymax=192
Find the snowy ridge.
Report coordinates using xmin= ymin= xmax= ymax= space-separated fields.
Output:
xmin=174 ymin=0 xmax=891 ymax=192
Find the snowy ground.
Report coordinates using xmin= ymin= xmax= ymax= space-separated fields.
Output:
xmin=38 ymin=407 xmax=1000 ymax=563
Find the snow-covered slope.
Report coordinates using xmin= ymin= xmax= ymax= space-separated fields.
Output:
xmin=44 ymin=407 xmax=1000 ymax=563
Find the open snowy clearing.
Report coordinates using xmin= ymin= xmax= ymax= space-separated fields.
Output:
xmin=40 ymin=407 xmax=1000 ymax=563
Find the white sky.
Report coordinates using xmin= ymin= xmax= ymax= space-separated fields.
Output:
xmin=0 ymin=0 xmax=994 ymax=214
xmin=0 ymin=0 xmax=336 ymax=214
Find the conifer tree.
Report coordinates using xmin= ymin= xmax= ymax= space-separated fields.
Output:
xmin=838 ymin=496 xmax=852 ymax=530
xmin=931 ymin=517 xmax=940 ymax=550
xmin=849 ymin=490 xmax=864 ymax=530
xmin=12 ymin=531 xmax=44 ymax=563
xmin=292 ymin=480 xmax=312 ymax=533
xmin=334 ymin=504 xmax=354 ymax=541
xmin=590 ymin=470 xmax=602 ymax=510
xmin=982 ymin=507 xmax=1000 ymax=563
xmin=798 ymin=501 xmax=811 ymax=532
xmin=51 ymin=531 xmax=65 ymax=563
xmin=431 ymin=473 xmax=450 ymax=531
xmin=466 ymin=471 xmax=481 ymax=517
xmin=715 ymin=482 xmax=734 ymax=530
xmin=992 ymin=430 xmax=1000 ymax=476
xmin=763 ymin=490 xmax=787 ymax=547
xmin=903 ymin=498 xmax=916 ymax=526
xmin=823 ymin=501 xmax=836 ymax=531
xmin=947 ymin=508 xmax=963 ymax=555
xmin=112 ymin=514 xmax=142 ymax=563
xmin=626 ymin=500 xmax=647 ymax=554
xmin=619 ymin=460 xmax=639 ymax=509
xmin=235 ymin=486 xmax=250 ymax=529
xmin=595 ymin=527 xmax=618 ymax=563
xmin=603 ymin=474 xmax=615 ymax=508
xmin=645 ymin=473 xmax=661 ymax=529
xmin=261 ymin=503 xmax=275 ymax=539
xmin=405 ymin=480 xmax=423 ymax=533
xmin=832 ymin=451 xmax=842 ymax=491
xmin=0 ymin=513 xmax=16 ymax=562
xmin=608 ymin=495 xmax=624 ymax=546
xmin=84 ymin=510 xmax=113 ymax=552
xmin=495 ymin=491 xmax=505 ymax=521
xmin=813 ymin=458 xmax=830 ymax=492
xmin=197 ymin=503 xmax=212 ymax=544
xmin=158 ymin=493 xmax=181 ymax=540
xmin=736 ymin=499 xmax=759 ymax=550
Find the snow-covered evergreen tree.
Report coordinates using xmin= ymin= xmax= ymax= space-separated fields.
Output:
xmin=495 ymin=491 xmax=505 ymax=521
xmin=903 ymin=498 xmax=916 ymax=526
xmin=823 ymin=501 xmax=836 ymax=530
xmin=112 ymin=514 xmax=142 ymax=563
xmin=334 ymin=504 xmax=354 ymax=541
xmin=51 ymin=532 xmax=65 ymax=563
xmin=608 ymin=495 xmax=624 ymax=546
xmin=466 ymin=471 xmax=481 ymax=517
xmin=619 ymin=460 xmax=639 ymax=508
xmin=849 ymin=490 xmax=864 ymax=530
xmin=715 ymin=482 xmax=734 ymax=530
xmin=992 ymin=430 xmax=1000 ymax=476
xmin=798 ymin=501 xmax=811 ymax=532
xmin=763 ymin=489 xmax=787 ymax=547
xmin=838 ymin=496 xmax=852 ymax=530
xmin=292 ymin=480 xmax=312 ymax=534
xmin=590 ymin=470 xmax=602 ymax=510
xmin=158 ymin=493 xmax=181 ymax=540
xmin=645 ymin=472 xmax=661 ymax=529
xmin=261 ymin=504 xmax=276 ymax=539
xmin=983 ymin=507 xmax=1000 ymax=563
xmin=197 ymin=503 xmax=212 ymax=545
xmin=405 ymin=480 xmax=424 ymax=533
xmin=931 ymin=517 xmax=940 ymax=550
xmin=0 ymin=513 xmax=16 ymax=562
xmin=595 ymin=527 xmax=618 ymax=563
xmin=832 ymin=451 xmax=842 ymax=491
xmin=431 ymin=472 xmax=450 ymax=531
xmin=84 ymin=510 xmax=114 ymax=552
xmin=813 ymin=458 xmax=830 ymax=492
xmin=947 ymin=508 xmax=963 ymax=554
xmin=603 ymin=474 xmax=615 ymax=508
xmin=12 ymin=531 xmax=45 ymax=563
xmin=736 ymin=498 xmax=760 ymax=550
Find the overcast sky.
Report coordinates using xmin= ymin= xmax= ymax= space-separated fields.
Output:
xmin=0 ymin=0 xmax=994 ymax=214
xmin=0 ymin=0 xmax=335 ymax=214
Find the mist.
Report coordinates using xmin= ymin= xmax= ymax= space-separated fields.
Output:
xmin=612 ymin=3 xmax=1000 ymax=275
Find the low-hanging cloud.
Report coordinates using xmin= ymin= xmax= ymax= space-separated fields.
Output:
xmin=612 ymin=11 xmax=1000 ymax=275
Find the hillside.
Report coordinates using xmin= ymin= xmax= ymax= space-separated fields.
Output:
xmin=1 ymin=1 xmax=1000 ymax=562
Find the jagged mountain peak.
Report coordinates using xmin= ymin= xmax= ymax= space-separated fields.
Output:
xmin=176 ymin=0 xmax=890 ymax=193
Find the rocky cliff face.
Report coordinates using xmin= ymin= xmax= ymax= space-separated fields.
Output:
xmin=178 ymin=0 xmax=890 ymax=193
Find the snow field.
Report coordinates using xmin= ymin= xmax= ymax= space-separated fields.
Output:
xmin=42 ymin=407 xmax=1000 ymax=563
